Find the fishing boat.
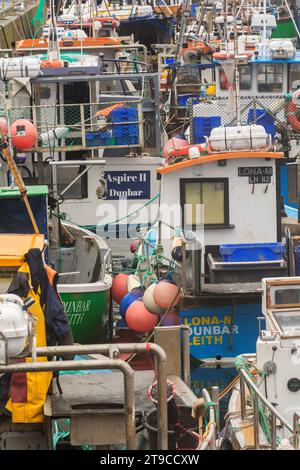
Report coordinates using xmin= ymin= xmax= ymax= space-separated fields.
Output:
xmin=0 ymin=0 xmax=162 ymax=258
xmin=0 ymin=179 xmax=113 ymax=345
xmin=224 ymin=275 xmax=300 ymax=450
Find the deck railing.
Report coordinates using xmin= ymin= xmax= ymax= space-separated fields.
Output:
xmin=0 ymin=99 xmax=144 ymax=152
xmin=238 ymin=367 xmax=299 ymax=449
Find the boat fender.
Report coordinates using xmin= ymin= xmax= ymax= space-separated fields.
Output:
xmin=286 ymin=89 xmax=300 ymax=132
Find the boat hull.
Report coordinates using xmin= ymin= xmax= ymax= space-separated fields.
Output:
xmin=60 ymin=287 xmax=111 ymax=344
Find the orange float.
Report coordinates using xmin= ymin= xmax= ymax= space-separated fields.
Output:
xmin=125 ymin=300 xmax=159 ymax=333
xmin=10 ymin=119 xmax=37 ymax=150
xmin=112 ymin=273 xmax=129 ymax=304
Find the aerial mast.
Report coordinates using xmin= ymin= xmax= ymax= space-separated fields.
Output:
xmin=47 ymin=0 xmax=60 ymax=62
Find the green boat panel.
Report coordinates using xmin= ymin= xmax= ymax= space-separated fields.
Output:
xmin=0 ymin=185 xmax=49 ymax=198
xmin=272 ymin=19 xmax=297 ymax=39
xmin=60 ymin=289 xmax=110 ymax=344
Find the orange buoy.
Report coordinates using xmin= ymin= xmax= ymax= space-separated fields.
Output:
xmin=0 ymin=117 xmax=8 ymax=137
xmin=125 ymin=300 xmax=159 ymax=333
xmin=153 ymin=281 xmax=180 ymax=309
xmin=143 ymin=283 xmax=165 ymax=315
xmin=112 ymin=273 xmax=129 ymax=304
xmin=10 ymin=119 xmax=37 ymax=150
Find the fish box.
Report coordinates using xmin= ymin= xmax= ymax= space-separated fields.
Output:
xmin=209 ymin=125 xmax=268 ymax=151
xmin=220 ymin=243 xmax=285 ymax=262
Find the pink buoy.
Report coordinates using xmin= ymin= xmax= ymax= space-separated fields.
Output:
xmin=153 ymin=281 xmax=180 ymax=309
xmin=112 ymin=273 xmax=129 ymax=304
xmin=0 ymin=117 xmax=8 ymax=137
xmin=10 ymin=119 xmax=37 ymax=150
xmin=163 ymin=135 xmax=189 ymax=159
xmin=125 ymin=300 xmax=159 ymax=333
xmin=143 ymin=283 xmax=165 ymax=315
xmin=161 ymin=310 xmax=181 ymax=326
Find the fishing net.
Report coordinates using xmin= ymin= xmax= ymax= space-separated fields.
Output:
xmin=221 ymin=59 xmax=236 ymax=114
xmin=32 ymin=0 xmax=47 ymax=28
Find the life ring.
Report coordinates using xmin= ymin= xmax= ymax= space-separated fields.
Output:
xmin=213 ymin=50 xmax=252 ymax=60
xmin=286 ymin=89 xmax=300 ymax=132
xmin=168 ymin=143 xmax=205 ymax=158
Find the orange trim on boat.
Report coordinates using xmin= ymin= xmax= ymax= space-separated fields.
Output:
xmin=0 ymin=234 xmax=45 ymax=267
xmin=157 ymin=151 xmax=284 ymax=174
xmin=16 ymin=37 xmax=121 ymax=50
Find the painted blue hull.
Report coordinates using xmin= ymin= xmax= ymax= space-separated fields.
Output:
xmin=180 ymin=300 xmax=261 ymax=360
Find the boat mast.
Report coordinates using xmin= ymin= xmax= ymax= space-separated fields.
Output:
xmin=48 ymin=0 xmax=60 ymax=62
xmin=262 ymin=0 xmax=267 ymax=56
xmin=233 ymin=0 xmax=241 ymax=125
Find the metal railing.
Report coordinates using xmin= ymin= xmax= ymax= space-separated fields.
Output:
xmin=238 ymin=367 xmax=300 ymax=449
xmin=199 ymin=387 xmax=218 ymax=450
xmin=1 ymin=99 xmax=144 ymax=152
xmin=190 ymin=95 xmax=287 ymax=140
xmin=0 ymin=342 xmax=168 ymax=450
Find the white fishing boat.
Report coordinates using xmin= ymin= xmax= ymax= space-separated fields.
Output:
xmin=225 ymin=276 xmax=300 ymax=450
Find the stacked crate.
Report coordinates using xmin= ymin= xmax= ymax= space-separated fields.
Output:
xmin=111 ymin=107 xmax=139 ymax=146
xmin=85 ymin=130 xmax=110 ymax=147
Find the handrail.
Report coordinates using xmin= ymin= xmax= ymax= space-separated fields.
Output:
xmin=238 ymin=368 xmax=294 ymax=449
xmin=199 ymin=388 xmax=217 ymax=450
xmin=0 ymin=342 xmax=168 ymax=450
xmin=0 ymin=357 xmax=136 ymax=449
xmin=27 ymin=342 xmax=168 ymax=450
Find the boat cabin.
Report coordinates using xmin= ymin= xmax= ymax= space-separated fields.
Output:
xmin=156 ymin=149 xmax=288 ymax=361
xmin=256 ymin=277 xmax=300 ymax=425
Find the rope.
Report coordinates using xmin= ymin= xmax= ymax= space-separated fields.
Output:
xmin=234 ymin=355 xmax=274 ymax=445
xmin=54 ymin=193 xmax=160 ymax=229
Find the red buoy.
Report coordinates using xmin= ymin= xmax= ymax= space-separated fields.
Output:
xmin=130 ymin=239 xmax=140 ymax=253
xmin=0 ymin=117 xmax=8 ymax=137
xmin=112 ymin=273 xmax=129 ymax=304
xmin=10 ymin=119 xmax=37 ymax=150
xmin=153 ymin=281 xmax=180 ymax=309
xmin=125 ymin=300 xmax=159 ymax=333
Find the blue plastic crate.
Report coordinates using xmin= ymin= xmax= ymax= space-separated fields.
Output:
xmin=110 ymin=107 xmax=138 ymax=122
xmin=86 ymin=130 xmax=109 ymax=147
xmin=220 ymin=243 xmax=285 ymax=263
xmin=295 ymin=245 xmax=300 ymax=275
xmin=114 ymin=135 xmax=139 ymax=145
xmin=178 ymin=94 xmax=200 ymax=106
xmin=247 ymin=109 xmax=276 ymax=138
xmin=192 ymin=116 xmax=221 ymax=144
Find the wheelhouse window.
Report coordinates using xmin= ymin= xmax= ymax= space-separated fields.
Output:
xmin=219 ymin=65 xmax=251 ymax=91
xmin=257 ymin=63 xmax=283 ymax=93
xmin=180 ymin=179 xmax=229 ymax=228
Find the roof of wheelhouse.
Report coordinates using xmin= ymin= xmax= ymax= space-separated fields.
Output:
xmin=156 ymin=151 xmax=284 ymax=175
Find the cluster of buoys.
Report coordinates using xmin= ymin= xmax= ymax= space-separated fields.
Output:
xmin=0 ymin=118 xmax=37 ymax=150
xmin=112 ymin=273 xmax=181 ymax=333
